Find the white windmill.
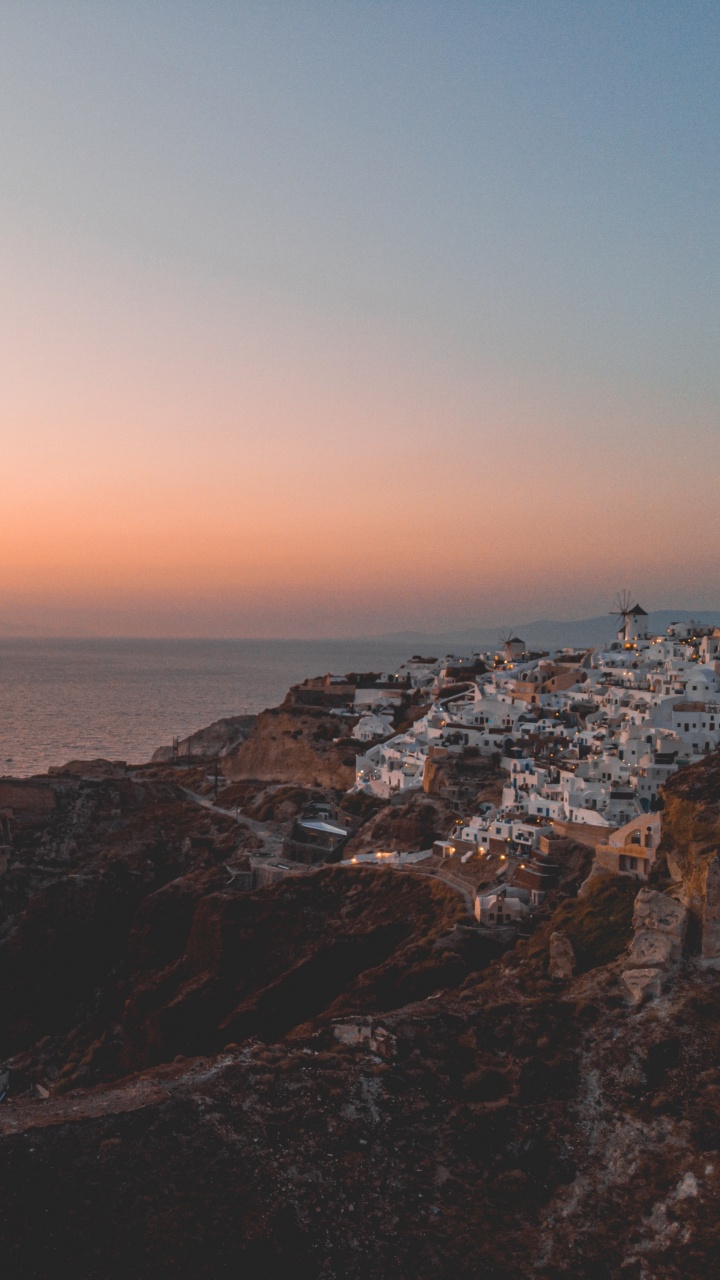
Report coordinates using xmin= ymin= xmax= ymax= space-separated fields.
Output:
xmin=499 ymin=630 xmax=526 ymax=663
xmin=610 ymin=592 xmax=648 ymax=646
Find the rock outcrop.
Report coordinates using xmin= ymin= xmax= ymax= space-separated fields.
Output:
xmin=657 ymin=752 xmax=720 ymax=961
xmin=629 ymin=888 xmax=688 ymax=965
xmin=621 ymin=887 xmax=688 ymax=1005
xmin=152 ymin=715 xmax=256 ymax=762
xmin=46 ymin=758 xmax=128 ymax=778
xmin=661 ymin=752 xmax=720 ymax=912
xmin=621 ymin=966 xmax=664 ymax=1005
xmin=548 ymin=931 xmax=575 ymax=980
xmin=342 ymin=795 xmax=451 ymax=858
xmin=222 ymin=705 xmax=359 ymax=789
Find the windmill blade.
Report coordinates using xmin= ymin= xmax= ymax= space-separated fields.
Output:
xmin=610 ymin=590 xmax=633 ymax=618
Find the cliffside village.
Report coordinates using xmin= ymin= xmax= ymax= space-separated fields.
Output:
xmin=284 ymin=605 xmax=720 ymax=930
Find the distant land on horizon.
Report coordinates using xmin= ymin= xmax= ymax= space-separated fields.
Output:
xmin=374 ymin=609 xmax=720 ymax=652
xmin=1 ymin=609 xmax=720 ymax=651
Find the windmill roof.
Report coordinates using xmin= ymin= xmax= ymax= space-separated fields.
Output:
xmin=630 ymin=604 xmax=648 ymax=615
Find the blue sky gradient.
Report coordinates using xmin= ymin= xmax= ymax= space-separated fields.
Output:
xmin=1 ymin=3 xmax=718 ymax=635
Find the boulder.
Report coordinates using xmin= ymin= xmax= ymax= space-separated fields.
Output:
xmin=548 ymin=932 xmax=575 ymax=981
xmin=48 ymin=759 xmax=127 ymax=779
xmin=627 ymin=928 xmax=680 ymax=970
xmin=621 ymin=967 xmax=663 ymax=1006
xmin=632 ymin=888 xmax=688 ymax=946
xmin=621 ymin=889 xmax=689 ymax=1003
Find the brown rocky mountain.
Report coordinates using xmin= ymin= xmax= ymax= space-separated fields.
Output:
xmin=222 ymin=704 xmax=360 ymax=789
xmin=0 ymin=732 xmax=719 ymax=1277
xmin=219 ymin=672 xmax=426 ymax=790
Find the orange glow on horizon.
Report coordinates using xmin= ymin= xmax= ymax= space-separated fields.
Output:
xmin=2 ymin=220 xmax=719 ymax=637
xmin=0 ymin=10 xmax=718 ymax=639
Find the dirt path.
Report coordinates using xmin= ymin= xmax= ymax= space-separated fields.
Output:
xmin=406 ymin=865 xmax=476 ymax=912
xmin=0 ymin=1055 xmax=239 ymax=1137
xmin=183 ymin=788 xmax=285 ymax=858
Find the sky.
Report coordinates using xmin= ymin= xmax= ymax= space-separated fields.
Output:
xmin=1 ymin=1 xmax=719 ymax=637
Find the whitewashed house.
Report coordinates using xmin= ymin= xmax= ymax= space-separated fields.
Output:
xmin=352 ymin=712 xmax=394 ymax=743
xmin=475 ymin=885 xmax=530 ymax=927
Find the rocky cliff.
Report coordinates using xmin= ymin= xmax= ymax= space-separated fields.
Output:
xmin=0 ymin=766 xmax=478 ymax=1094
xmin=222 ymin=705 xmax=359 ymax=789
xmin=342 ymin=796 xmax=451 ymax=857
xmin=0 ymin=770 xmax=259 ymax=1072
xmin=1 ymin=873 xmax=719 ymax=1279
xmin=1 ymin=751 xmax=720 ymax=1277
xmin=152 ymin=714 xmax=257 ymax=762
xmin=660 ymin=754 xmax=720 ymax=912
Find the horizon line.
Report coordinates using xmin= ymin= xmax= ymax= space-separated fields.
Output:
xmin=1 ymin=606 xmax=719 ymax=646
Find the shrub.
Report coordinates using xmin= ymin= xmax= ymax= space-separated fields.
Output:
xmin=549 ymin=874 xmax=637 ymax=973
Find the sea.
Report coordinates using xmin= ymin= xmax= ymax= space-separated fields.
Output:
xmin=0 ymin=637 xmax=419 ymax=778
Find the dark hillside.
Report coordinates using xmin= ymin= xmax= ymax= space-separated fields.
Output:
xmin=1 ymin=753 xmax=720 ymax=1277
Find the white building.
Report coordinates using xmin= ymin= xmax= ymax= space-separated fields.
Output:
xmin=475 ymin=885 xmax=530 ymax=927
xmin=352 ymin=712 xmax=394 ymax=743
